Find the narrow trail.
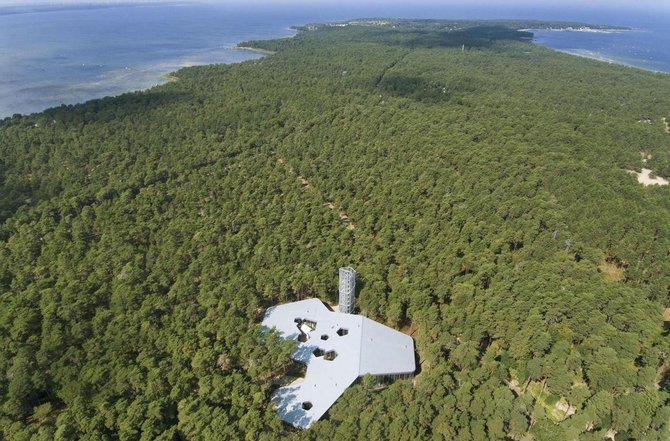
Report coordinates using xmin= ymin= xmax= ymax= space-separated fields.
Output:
xmin=662 ymin=117 xmax=669 ymax=134
xmin=373 ymin=51 xmax=411 ymax=87
xmin=278 ymin=158 xmax=355 ymax=230
xmin=275 ymin=52 xmax=411 ymax=232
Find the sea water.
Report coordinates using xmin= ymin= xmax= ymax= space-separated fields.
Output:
xmin=532 ymin=21 xmax=670 ymax=74
xmin=1 ymin=2 xmax=669 ymax=118
xmin=0 ymin=4 xmax=302 ymax=117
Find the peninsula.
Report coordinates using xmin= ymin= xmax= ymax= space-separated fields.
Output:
xmin=1 ymin=18 xmax=669 ymax=441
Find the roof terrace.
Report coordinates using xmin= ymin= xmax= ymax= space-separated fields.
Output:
xmin=261 ymin=298 xmax=415 ymax=428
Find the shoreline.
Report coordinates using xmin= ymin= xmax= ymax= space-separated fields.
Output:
xmin=234 ymin=46 xmax=277 ymax=55
xmin=535 ymin=44 xmax=669 ymax=75
xmin=0 ymin=6 xmax=301 ymax=118
xmin=160 ymin=72 xmax=180 ymax=83
xmin=4 ymin=18 xmax=666 ymax=118
xmin=521 ymin=27 xmax=630 ymax=34
xmin=1 ymin=38 xmax=291 ymax=119
xmin=530 ymin=27 xmax=669 ymax=76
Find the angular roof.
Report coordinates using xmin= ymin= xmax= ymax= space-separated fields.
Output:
xmin=261 ymin=298 xmax=415 ymax=429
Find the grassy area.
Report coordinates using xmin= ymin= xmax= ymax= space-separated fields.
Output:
xmin=526 ymin=382 xmax=575 ymax=422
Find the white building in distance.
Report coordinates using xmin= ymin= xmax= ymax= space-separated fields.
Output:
xmin=261 ymin=298 xmax=415 ymax=429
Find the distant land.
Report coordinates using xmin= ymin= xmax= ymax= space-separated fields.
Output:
xmin=0 ymin=1 xmax=175 ymax=15
xmin=295 ymin=18 xmax=631 ymax=32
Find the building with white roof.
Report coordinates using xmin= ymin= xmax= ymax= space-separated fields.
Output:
xmin=261 ymin=297 xmax=415 ymax=429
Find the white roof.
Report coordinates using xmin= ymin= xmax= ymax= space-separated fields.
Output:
xmin=261 ymin=298 xmax=415 ymax=429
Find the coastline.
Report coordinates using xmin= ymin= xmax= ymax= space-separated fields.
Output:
xmin=520 ymin=27 xmax=630 ymax=34
xmin=552 ymin=48 xmax=635 ymax=68
xmin=0 ymin=8 xmax=298 ymax=118
xmin=234 ymin=46 xmax=277 ymax=55
xmin=532 ymin=43 xmax=669 ymax=76
xmin=3 ymin=14 xmax=667 ymax=118
xmin=160 ymin=72 xmax=180 ymax=83
xmin=530 ymin=27 xmax=670 ymax=76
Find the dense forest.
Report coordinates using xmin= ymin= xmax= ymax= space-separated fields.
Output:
xmin=1 ymin=20 xmax=670 ymax=440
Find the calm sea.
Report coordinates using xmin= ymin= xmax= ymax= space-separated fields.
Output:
xmin=1 ymin=2 xmax=669 ymax=117
xmin=532 ymin=20 xmax=670 ymax=74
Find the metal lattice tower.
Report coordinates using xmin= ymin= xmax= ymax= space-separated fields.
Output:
xmin=338 ymin=267 xmax=356 ymax=314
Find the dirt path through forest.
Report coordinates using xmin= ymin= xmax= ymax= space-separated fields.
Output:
xmin=278 ymin=158 xmax=355 ymax=230
xmin=373 ymin=50 xmax=410 ymax=87
xmin=663 ymin=117 xmax=670 ymax=134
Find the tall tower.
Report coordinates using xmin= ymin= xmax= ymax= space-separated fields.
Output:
xmin=338 ymin=267 xmax=356 ymax=314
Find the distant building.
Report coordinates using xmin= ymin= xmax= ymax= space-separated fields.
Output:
xmin=262 ymin=297 xmax=415 ymax=429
